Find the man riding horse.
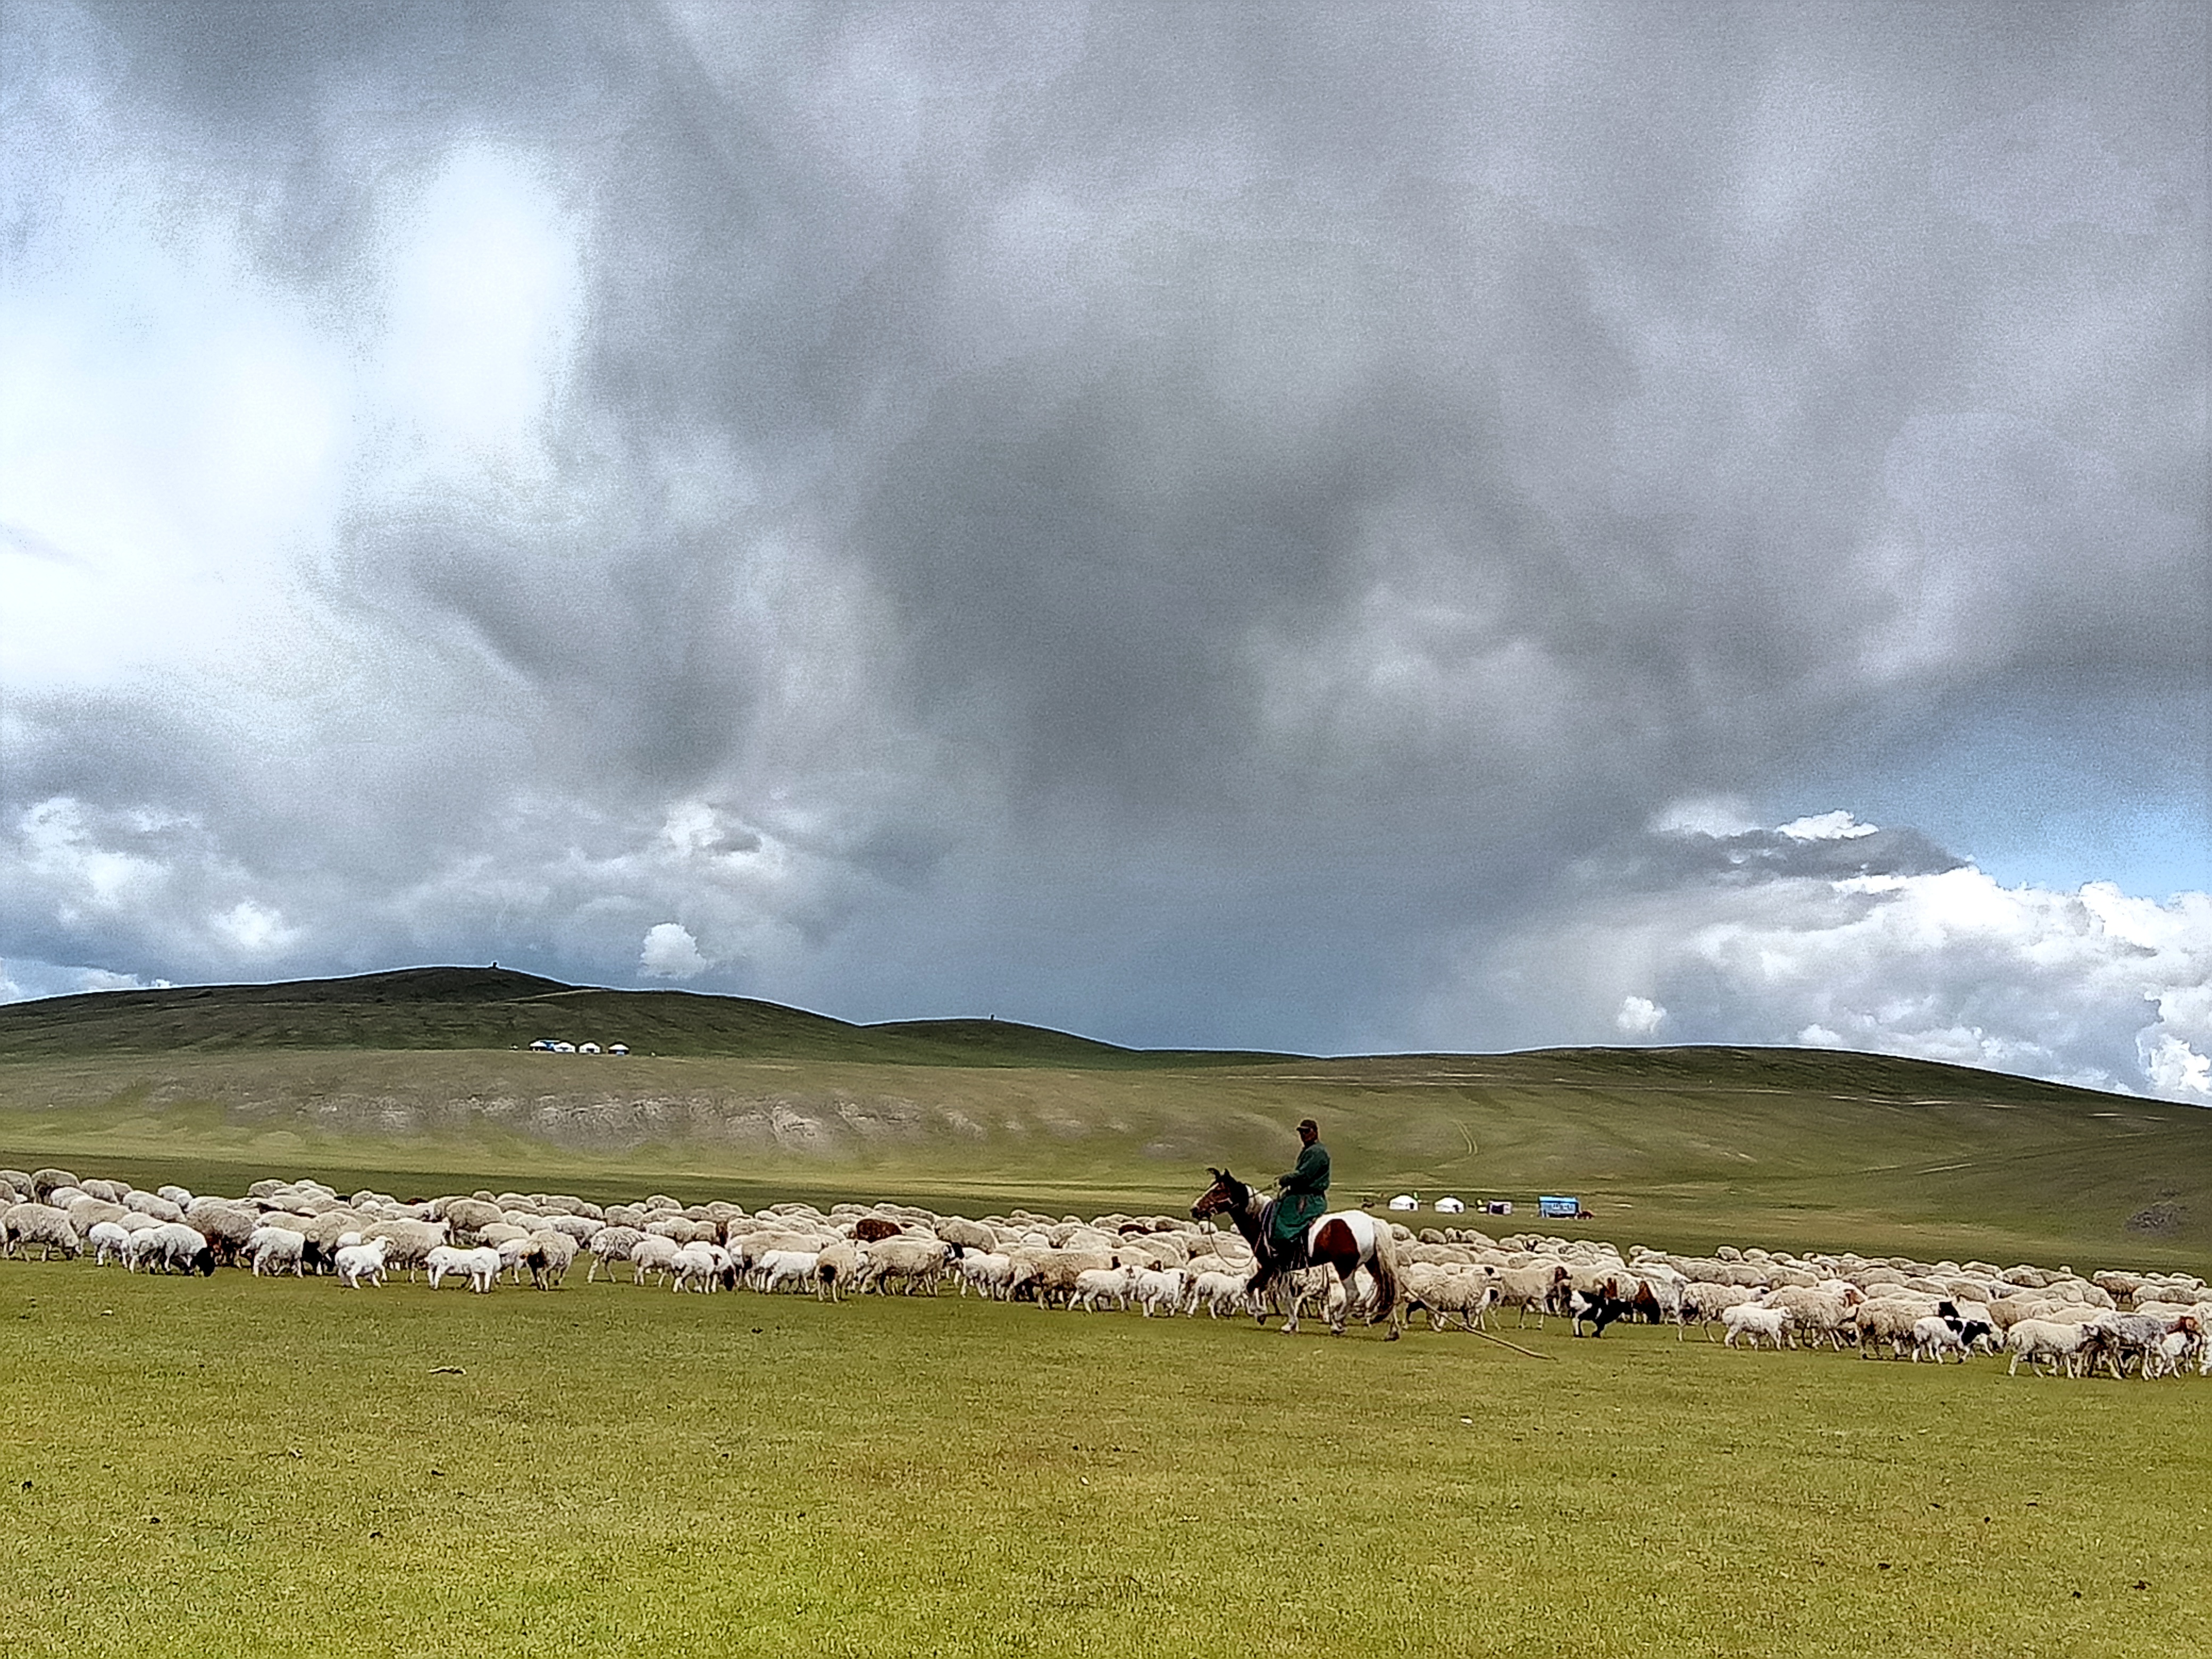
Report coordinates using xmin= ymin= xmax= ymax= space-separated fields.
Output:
xmin=1268 ymin=1117 xmax=1330 ymax=1264
xmin=1189 ymin=1118 xmax=1402 ymax=1338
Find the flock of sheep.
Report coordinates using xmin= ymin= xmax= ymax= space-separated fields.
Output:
xmin=3 ymin=1161 xmax=2205 ymax=1381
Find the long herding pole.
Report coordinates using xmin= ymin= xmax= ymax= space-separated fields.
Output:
xmin=1462 ymin=1325 xmax=1558 ymax=1360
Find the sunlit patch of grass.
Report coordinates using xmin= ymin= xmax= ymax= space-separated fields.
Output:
xmin=2 ymin=1260 xmax=2205 ymax=1657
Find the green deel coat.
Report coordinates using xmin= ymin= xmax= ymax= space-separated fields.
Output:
xmin=1270 ymin=1142 xmax=1330 ymax=1250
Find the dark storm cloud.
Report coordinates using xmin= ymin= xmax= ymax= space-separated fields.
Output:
xmin=2 ymin=2 xmax=2204 ymax=1080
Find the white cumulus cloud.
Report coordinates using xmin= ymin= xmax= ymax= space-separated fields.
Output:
xmin=1419 ymin=813 xmax=2212 ymax=1104
xmin=639 ymin=921 xmax=709 ymax=980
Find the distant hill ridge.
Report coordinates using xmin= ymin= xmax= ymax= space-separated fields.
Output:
xmin=0 ymin=965 xmax=2150 ymax=1104
xmin=0 ymin=966 xmax=1280 ymax=1069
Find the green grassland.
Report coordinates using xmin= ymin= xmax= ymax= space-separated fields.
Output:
xmin=2 ymin=1259 xmax=2206 ymax=1659
xmin=3 ymin=969 xmax=2207 ymax=1268
xmin=3 ymin=970 xmax=2208 ymax=1656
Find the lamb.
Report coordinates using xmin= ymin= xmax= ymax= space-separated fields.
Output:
xmin=88 ymin=1219 xmax=133 ymax=1266
xmin=1133 ymin=1266 xmax=1187 ymax=1317
xmin=1012 ymin=1248 xmax=1118 ymax=1309
xmin=1722 ymin=1303 xmax=1789 ymax=1350
xmin=425 ymin=1244 xmax=501 ymax=1292
xmin=3 ymin=1202 xmax=81 ymax=1261
xmin=672 ymin=1238 xmax=734 ymax=1292
xmin=1071 ymin=1264 xmax=1137 ymax=1312
xmin=334 ymin=1237 xmax=391 ymax=1289
xmin=361 ymin=1218 xmax=450 ymax=1281
xmin=1189 ymin=1269 xmax=1257 ymax=1319
xmin=1910 ymin=1314 xmax=1991 ymax=1363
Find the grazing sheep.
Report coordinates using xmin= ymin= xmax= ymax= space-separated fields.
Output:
xmin=136 ymin=1222 xmax=216 ymax=1276
xmin=88 ymin=1219 xmax=132 ymax=1266
xmin=1762 ymin=1286 xmax=1864 ymax=1351
xmin=186 ymin=1199 xmax=260 ymax=1266
xmin=30 ymin=1168 xmax=80 ymax=1203
xmin=671 ymin=1241 xmax=734 ymax=1293
xmin=1854 ymin=1295 xmax=1943 ymax=1360
xmin=752 ymin=1249 xmax=818 ymax=1295
xmin=629 ymin=1234 xmax=681 ymax=1287
xmin=3 ymin=1202 xmax=81 ymax=1261
xmin=334 ymin=1237 xmax=391 ymax=1289
xmin=122 ymin=1190 xmax=187 ymax=1224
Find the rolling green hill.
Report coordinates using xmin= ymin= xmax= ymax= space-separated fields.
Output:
xmin=1 ymin=968 xmax=2205 ymax=1270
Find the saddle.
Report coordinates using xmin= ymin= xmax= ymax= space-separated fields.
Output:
xmin=1258 ymin=1196 xmax=1314 ymax=1267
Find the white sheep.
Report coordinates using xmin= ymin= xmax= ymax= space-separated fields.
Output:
xmin=2005 ymin=1318 xmax=2091 ymax=1377
xmin=249 ymin=1225 xmax=307 ymax=1277
xmin=671 ymin=1241 xmax=732 ymax=1293
xmin=335 ymin=1237 xmax=391 ymax=1289
xmin=1722 ymin=1303 xmax=1789 ymax=1350
xmin=2 ymin=1202 xmax=81 ymax=1261
xmin=857 ymin=1236 xmax=953 ymax=1296
xmin=584 ymin=1226 xmax=646 ymax=1282
xmin=1189 ymin=1269 xmax=1257 ymax=1319
xmin=813 ymin=1240 xmax=862 ymax=1301
xmin=956 ymin=1250 xmax=1016 ymax=1300
xmin=630 ymin=1234 xmax=681 ymax=1287
xmin=88 ymin=1219 xmax=132 ymax=1266
xmin=752 ymin=1249 xmax=818 ymax=1295
xmin=1071 ymin=1264 xmax=1137 ymax=1312
xmin=1133 ymin=1266 xmax=1187 ymax=1317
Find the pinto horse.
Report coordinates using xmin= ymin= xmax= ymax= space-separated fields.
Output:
xmin=1190 ymin=1168 xmax=1403 ymax=1339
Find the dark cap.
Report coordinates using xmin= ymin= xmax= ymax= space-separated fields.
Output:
xmin=1297 ymin=1118 xmax=1319 ymax=1135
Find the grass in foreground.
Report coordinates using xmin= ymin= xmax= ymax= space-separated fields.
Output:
xmin=2 ymin=1260 xmax=2205 ymax=1658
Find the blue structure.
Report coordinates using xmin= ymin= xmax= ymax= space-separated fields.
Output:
xmin=1538 ymin=1195 xmax=1582 ymax=1220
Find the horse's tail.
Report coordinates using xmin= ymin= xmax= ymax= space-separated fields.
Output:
xmin=1367 ymin=1222 xmax=1404 ymax=1338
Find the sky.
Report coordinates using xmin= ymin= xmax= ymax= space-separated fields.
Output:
xmin=2 ymin=1 xmax=2207 ymax=1103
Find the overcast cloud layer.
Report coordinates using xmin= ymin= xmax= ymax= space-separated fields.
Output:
xmin=3 ymin=2 xmax=2206 ymax=1101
